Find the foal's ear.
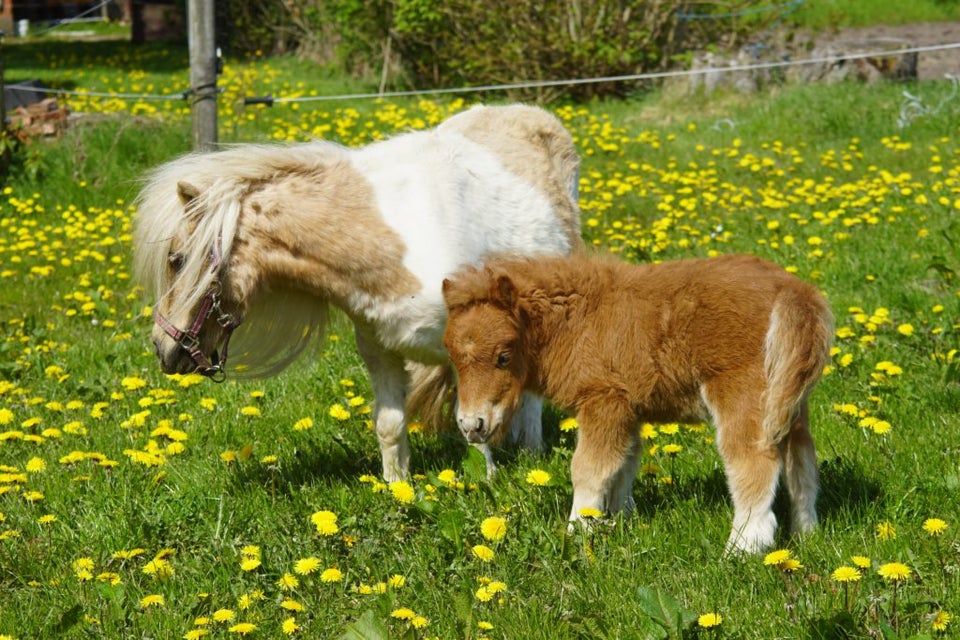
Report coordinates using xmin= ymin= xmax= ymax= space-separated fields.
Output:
xmin=177 ymin=180 xmax=202 ymax=206
xmin=494 ymin=274 xmax=518 ymax=311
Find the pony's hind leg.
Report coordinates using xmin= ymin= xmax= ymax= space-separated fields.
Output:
xmin=355 ymin=328 xmax=410 ymax=482
xmin=782 ymin=401 xmax=819 ymax=535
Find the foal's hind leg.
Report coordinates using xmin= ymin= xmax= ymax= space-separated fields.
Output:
xmin=782 ymin=401 xmax=819 ymax=535
xmin=355 ymin=328 xmax=410 ymax=482
xmin=706 ymin=375 xmax=782 ymax=554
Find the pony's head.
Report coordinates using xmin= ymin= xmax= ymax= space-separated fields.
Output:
xmin=133 ymin=148 xmax=328 ymax=380
xmin=133 ymin=173 xmax=245 ymax=379
xmin=442 ymin=266 xmax=529 ymax=444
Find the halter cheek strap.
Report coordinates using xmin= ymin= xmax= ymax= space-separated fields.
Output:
xmin=153 ymin=241 xmax=241 ymax=382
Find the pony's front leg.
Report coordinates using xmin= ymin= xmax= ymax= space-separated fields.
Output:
xmin=355 ymin=330 xmax=410 ymax=482
xmin=509 ymin=393 xmax=545 ymax=453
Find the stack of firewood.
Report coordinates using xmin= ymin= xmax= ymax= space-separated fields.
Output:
xmin=7 ymin=98 xmax=69 ymax=137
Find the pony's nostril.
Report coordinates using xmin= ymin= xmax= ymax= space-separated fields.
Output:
xmin=476 ymin=417 xmax=484 ymax=432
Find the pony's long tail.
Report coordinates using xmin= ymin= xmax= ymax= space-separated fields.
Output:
xmin=761 ymin=285 xmax=833 ymax=447
xmin=406 ymin=362 xmax=457 ymax=432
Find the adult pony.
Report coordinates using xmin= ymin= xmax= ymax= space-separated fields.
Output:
xmin=132 ymin=104 xmax=582 ymax=481
xmin=441 ymin=253 xmax=832 ymax=554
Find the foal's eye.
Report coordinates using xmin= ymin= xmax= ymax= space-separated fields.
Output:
xmin=496 ymin=351 xmax=511 ymax=369
xmin=168 ymin=252 xmax=185 ymax=272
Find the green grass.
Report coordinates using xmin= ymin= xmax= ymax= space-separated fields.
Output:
xmin=1 ymin=37 xmax=960 ymax=638
xmin=791 ymin=0 xmax=960 ymax=29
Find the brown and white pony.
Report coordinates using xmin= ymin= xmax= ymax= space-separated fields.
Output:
xmin=132 ymin=104 xmax=582 ymax=481
xmin=441 ymin=253 xmax=833 ymax=553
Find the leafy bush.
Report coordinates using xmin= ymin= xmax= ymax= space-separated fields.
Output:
xmin=217 ymin=0 xmax=785 ymax=101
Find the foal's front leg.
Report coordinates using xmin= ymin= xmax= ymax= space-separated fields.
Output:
xmin=355 ymin=329 xmax=410 ymax=482
xmin=569 ymin=391 xmax=637 ymax=521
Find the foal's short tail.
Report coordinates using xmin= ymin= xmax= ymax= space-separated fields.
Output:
xmin=406 ymin=362 xmax=457 ymax=432
xmin=761 ymin=285 xmax=834 ymax=447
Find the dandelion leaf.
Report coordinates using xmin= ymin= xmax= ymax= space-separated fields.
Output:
xmin=461 ymin=444 xmax=487 ymax=483
xmin=636 ymin=585 xmax=696 ymax=634
xmin=339 ymin=609 xmax=389 ymax=640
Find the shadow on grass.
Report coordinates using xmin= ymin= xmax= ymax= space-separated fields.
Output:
xmin=3 ymin=37 xmax=188 ymax=79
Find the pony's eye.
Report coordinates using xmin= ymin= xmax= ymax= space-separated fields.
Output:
xmin=168 ymin=252 xmax=185 ymax=272
xmin=496 ymin=351 xmax=511 ymax=369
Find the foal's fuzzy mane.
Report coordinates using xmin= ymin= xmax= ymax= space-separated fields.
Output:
xmin=132 ymin=141 xmax=349 ymax=376
xmin=444 ymin=254 xmax=616 ymax=313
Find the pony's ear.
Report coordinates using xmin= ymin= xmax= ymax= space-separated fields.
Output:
xmin=177 ymin=181 xmax=201 ymax=206
xmin=494 ymin=274 xmax=518 ymax=311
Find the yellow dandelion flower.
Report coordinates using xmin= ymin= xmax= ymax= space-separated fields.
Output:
xmin=328 ymin=404 xmax=351 ymax=421
xmin=121 ymin=376 xmax=147 ymax=391
xmin=830 ymin=566 xmax=862 ymax=582
xmin=142 ymin=558 xmax=174 ymax=579
xmin=780 ymin=558 xmax=803 ymax=572
xmin=240 ymin=558 xmax=261 ymax=571
xmin=662 ymin=443 xmax=683 ymax=455
xmin=25 ymin=457 xmax=46 ymax=473
xmin=411 ymin=616 xmax=429 ymax=629
xmin=525 ymin=469 xmax=551 ymax=486
xmin=897 ymin=323 xmax=914 ymax=336
xmin=876 ymin=521 xmax=896 ymax=540
xmin=852 ymin=556 xmax=871 ymax=569
xmin=239 ymin=406 xmax=261 ymax=417
xmin=320 ymin=567 xmax=343 ymax=582
xmin=140 ymin=594 xmax=165 ymax=608
xmin=437 ymin=469 xmax=457 ymax=486
xmin=311 ymin=510 xmax=339 ymax=535
xmin=698 ymin=613 xmax=723 ymax=628
xmin=475 ymin=586 xmax=495 ymax=602
xmin=877 ymin=562 xmax=911 ymax=581
xmin=277 ymin=573 xmax=299 ymax=591
xmin=559 ymin=417 xmax=579 ymax=431
xmin=923 ymin=518 xmax=948 ymax=536
xmin=480 ymin=516 xmax=507 ymax=542
xmin=391 ymin=607 xmax=416 ymax=620
xmin=389 ymin=480 xmax=415 ymax=504
xmin=213 ymin=609 xmax=235 ymax=622
xmin=280 ymin=599 xmax=304 ymax=612
xmin=282 ymin=617 xmax=300 ymax=635
xmin=763 ymin=549 xmax=792 ymax=566
xmin=293 ymin=417 xmax=313 ymax=431
xmin=472 ymin=544 xmax=495 ymax=562
xmin=228 ymin=623 xmax=256 ymax=635
xmin=932 ymin=610 xmax=952 ymax=632
xmin=293 ymin=557 xmax=320 ymax=575
xmin=388 ymin=574 xmax=406 ymax=588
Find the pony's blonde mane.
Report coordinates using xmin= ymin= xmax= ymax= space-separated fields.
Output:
xmin=132 ymin=142 xmax=349 ymax=377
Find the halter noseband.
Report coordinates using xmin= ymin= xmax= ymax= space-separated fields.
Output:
xmin=153 ymin=242 xmax=241 ymax=382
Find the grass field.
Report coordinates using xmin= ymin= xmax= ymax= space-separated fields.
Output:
xmin=1 ymin=30 xmax=960 ymax=639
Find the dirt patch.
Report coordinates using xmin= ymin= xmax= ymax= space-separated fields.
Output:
xmin=813 ymin=21 xmax=960 ymax=81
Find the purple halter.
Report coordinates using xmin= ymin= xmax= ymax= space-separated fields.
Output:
xmin=153 ymin=241 xmax=240 ymax=382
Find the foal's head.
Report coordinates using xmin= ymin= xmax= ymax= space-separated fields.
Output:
xmin=442 ymin=269 xmax=528 ymax=444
